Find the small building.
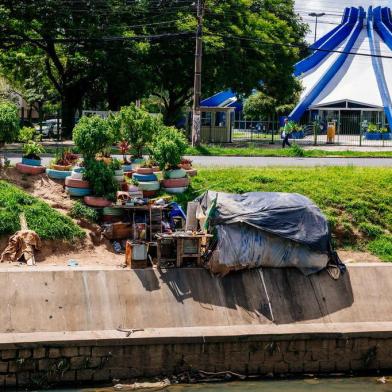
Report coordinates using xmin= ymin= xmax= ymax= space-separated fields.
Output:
xmin=200 ymin=90 xmax=239 ymax=143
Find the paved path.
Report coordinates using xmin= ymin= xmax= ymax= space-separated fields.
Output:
xmin=7 ymin=155 xmax=392 ymax=168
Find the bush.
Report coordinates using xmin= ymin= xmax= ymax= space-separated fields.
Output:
xmin=289 ymin=144 xmax=305 ymax=157
xmin=22 ymin=141 xmax=45 ymax=159
xmin=0 ymin=101 xmax=19 ymax=146
xmin=149 ymin=126 xmax=188 ymax=170
xmin=73 ymin=116 xmax=113 ymax=159
xmin=116 ymin=104 xmax=161 ymax=158
xmin=18 ymin=127 xmax=36 ymax=143
xmin=69 ymin=201 xmax=98 ymax=222
xmin=83 ymin=158 xmax=118 ymax=200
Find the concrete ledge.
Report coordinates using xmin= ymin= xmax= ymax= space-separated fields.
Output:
xmin=1 ymin=322 xmax=392 ymax=349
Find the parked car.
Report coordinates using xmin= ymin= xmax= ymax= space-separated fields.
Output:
xmin=34 ymin=119 xmax=62 ymax=138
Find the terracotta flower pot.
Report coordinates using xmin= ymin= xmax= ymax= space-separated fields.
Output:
xmin=65 ymin=177 xmax=90 ymax=189
xmin=186 ymin=169 xmax=198 ymax=177
xmin=161 ymin=177 xmax=189 ymax=188
xmin=16 ymin=163 xmax=46 ymax=175
xmin=137 ymin=167 xmax=154 ymax=175
xmin=51 ymin=164 xmax=72 ymax=171
xmin=84 ymin=196 xmax=112 ymax=207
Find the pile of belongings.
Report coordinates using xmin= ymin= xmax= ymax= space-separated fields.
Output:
xmin=196 ymin=191 xmax=343 ymax=276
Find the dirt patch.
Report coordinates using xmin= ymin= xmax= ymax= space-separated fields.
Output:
xmin=338 ymin=249 xmax=381 ymax=263
xmin=0 ymin=167 xmax=124 ymax=267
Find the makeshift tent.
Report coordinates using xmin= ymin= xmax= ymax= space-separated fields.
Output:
xmin=196 ymin=191 xmax=342 ymax=276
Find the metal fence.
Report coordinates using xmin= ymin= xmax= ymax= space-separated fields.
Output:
xmin=229 ymin=114 xmax=392 ymax=147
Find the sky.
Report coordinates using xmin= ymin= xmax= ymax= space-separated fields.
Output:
xmin=295 ymin=0 xmax=391 ymax=42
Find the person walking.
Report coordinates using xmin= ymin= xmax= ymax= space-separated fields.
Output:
xmin=282 ymin=118 xmax=292 ymax=148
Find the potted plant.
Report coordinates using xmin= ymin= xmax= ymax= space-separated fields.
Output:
xmin=150 ymin=126 xmax=189 ymax=193
xmin=111 ymin=158 xmax=124 ymax=183
xmin=51 ymin=149 xmax=78 ymax=171
xmin=83 ymin=158 xmax=118 ymax=206
xmin=365 ymin=123 xmax=391 ymax=140
xmin=118 ymin=140 xmax=133 ymax=171
xmin=180 ymin=158 xmax=193 ymax=170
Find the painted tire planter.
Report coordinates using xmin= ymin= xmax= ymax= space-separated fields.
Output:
xmin=65 ymin=177 xmax=90 ymax=189
xmin=84 ymin=196 xmax=112 ymax=207
xmin=365 ymin=132 xmax=392 ymax=140
xmin=132 ymin=158 xmax=145 ymax=165
xmin=161 ymin=177 xmax=189 ymax=188
xmin=152 ymin=166 xmax=160 ymax=172
xmin=137 ymin=181 xmax=160 ymax=191
xmin=162 ymin=186 xmax=188 ymax=194
xmin=51 ymin=164 xmax=72 ymax=171
xmin=164 ymin=168 xmax=187 ymax=179
xmin=46 ymin=168 xmax=72 ymax=180
xmin=122 ymin=164 xmax=133 ymax=172
xmin=114 ymin=175 xmax=124 ymax=183
xmin=124 ymin=171 xmax=134 ymax=178
xmin=16 ymin=163 xmax=45 ymax=175
xmin=132 ymin=173 xmax=158 ymax=182
xmin=65 ymin=186 xmax=92 ymax=197
xmin=136 ymin=167 xmax=153 ymax=175
xmin=128 ymin=184 xmax=140 ymax=192
xmin=71 ymin=167 xmax=85 ymax=179
xmin=186 ymin=169 xmax=198 ymax=177
xmin=22 ymin=157 xmax=42 ymax=166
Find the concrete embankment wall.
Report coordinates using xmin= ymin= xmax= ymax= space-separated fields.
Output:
xmin=1 ymin=264 xmax=392 ymax=388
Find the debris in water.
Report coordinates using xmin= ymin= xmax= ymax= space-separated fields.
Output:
xmin=114 ymin=378 xmax=170 ymax=390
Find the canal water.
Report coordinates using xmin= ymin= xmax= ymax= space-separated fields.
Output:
xmin=41 ymin=377 xmax=392 ymax=392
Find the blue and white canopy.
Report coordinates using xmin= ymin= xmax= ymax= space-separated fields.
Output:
xmin=290 ymin=6 xmax=392 ymax=126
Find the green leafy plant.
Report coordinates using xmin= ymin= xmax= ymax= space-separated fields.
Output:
xmin=367 ymin=123 xmax=378 ymax=133
xmin=116 ymin=104 xmax=161 ymax=159
xmin=18 ymin=126 xmax=37 ymax=143
xmin=0 ymin=101 xmax=19 ymax=146
xmin=22 ymin=140 xmax=45 ymax=159
xmin=69 ymin=201 xmax=98 ymax=222
xmin=73 ymin=116 xmax=114 ymax=159
xmin=289 ymin=143 xmax=305 ymax=157
xmin=110 ymin=158 xmax=122 ymax=171
xmin=149 ymin=126 xmax=188 ymax=170
xmin=379 ymin=127 xmax=388 ymax=134
xmin=83 ymin=158 xmax=118 ymax=200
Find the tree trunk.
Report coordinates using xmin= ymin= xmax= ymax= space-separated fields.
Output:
xmin=61 ymin=95 xmax=78 ymax=139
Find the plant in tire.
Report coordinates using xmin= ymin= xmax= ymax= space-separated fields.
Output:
xmin=0 ymin=101 xmax=19 ymax=150
xmin=73 ymin=115 xmax=114 ymax=159
xmin=22 ymin=140 xmax=45 ymax=160
xmin=83 ymin=158 xmax=118 ymax=201
xmin=149 ymin=126 xmax=188 ymax=170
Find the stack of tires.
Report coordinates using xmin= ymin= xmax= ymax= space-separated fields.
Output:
xmin=161 ymin=168 xmax=189 ymax=194
xmin=46 ymin=164 xmax=72 ymax=181
xmin=102 ymin=206 xmax=124 ymax=223
xmin=16 ymin=157 xmax=46 ymax=175
xmin=132 ymin=167 xmax=160 ymax=197
xmin=65 ymin=167 xmax=92 ymax=197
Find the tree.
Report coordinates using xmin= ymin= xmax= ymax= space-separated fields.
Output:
xmin=143 ymin=0 xmax=307 ymax=124
xmin=0 ymin=0 xmax=147 ymax=136
xmin=0 ymin=101 xmax=19 ymax=147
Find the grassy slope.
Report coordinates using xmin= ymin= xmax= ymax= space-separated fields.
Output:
xmin=174 ymin=167 xmax=392 ymax=261
xmin=0 ymin=181 xmax=84 ymax=240
xmin=185 ymin=145 xmax=392 ymax=158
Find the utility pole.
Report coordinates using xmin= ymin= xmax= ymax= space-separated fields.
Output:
xmin=191 ymin=0 xmax=204 ymax=147
xmin=308 ymin=12 xmax=325 ymax=43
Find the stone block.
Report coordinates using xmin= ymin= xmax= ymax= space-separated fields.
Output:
xmin=16 ymin=371 xmax=31 ymax=386
xmin=287 ymin=340 xmax=306 ymax=352
xmin=18 ymin=349 xmax=32 ymax=359
xmin=335 ymin=359 xmax=350 ymax=372
xmin=5 ymin=374 xmax=17 ymax=387
xmin=76 ymin=369 xmax=95 ymax=381
xmin=61 ymin=347 xmax=79 ymax=357
xmin=0 ymin=375 xmax=5 ymax=388
xmin=38 ymin=358 xmax=56 ymax=371
xmin=274 ymin=361 xmax=289 ymax=374
xmin=110 ymin=367 xmax=133 ymax=379
xmin=283 ymin=350 xmax=304 ymax=362
xmin=92 ymin=346 xmax=123 ymax=357
xmin=350 ymin=359 xmax=365 ymax=371
xmin=311 ymin=350 xmax=329 ymax=361
xmin=92 ymin=368 xmax=111 ymax=381
xmin=0 ymin=361 xmax=8 ymax=372
xmin=303 ymin=361 xmax=320 ymax=373
xmin=2 ymin=350 xmax=17 ymax=360
xmin=79 ymin=347 xmax=92 ymax=356
xmin=33 ymin=348 xmax=46 ymax=359
xmin=86 ymin=356 xmax=102 ymax=369
xmin=289 ymin=362 xmax=304 ymax=373
xmin=48 ymin=348 xmax=61 ymax=358
xmin=308 ymin=340 xmax=328 ymax=351
xmin=60 ymin=370 xmax=76 ymax=382
xmin=319 ymin=360 xmax=336 ymax=373
xmin=70 ymin=356 xmax=88 ymax=370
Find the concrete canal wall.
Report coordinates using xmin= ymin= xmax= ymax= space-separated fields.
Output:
xmin=1 ymin=264 xmax=392 ymax=388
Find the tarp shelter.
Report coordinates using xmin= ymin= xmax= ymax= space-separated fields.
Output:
xmin=197 ymin=191 xmax=341 ymax=275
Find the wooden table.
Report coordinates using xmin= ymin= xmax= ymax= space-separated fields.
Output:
xmin=156 ymin=233 xmax=213 ymax=267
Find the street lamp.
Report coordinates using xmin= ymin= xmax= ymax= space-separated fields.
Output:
xmin=308 ymin=12 xmax=325 ymax=43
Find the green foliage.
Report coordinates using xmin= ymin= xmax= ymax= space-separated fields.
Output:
xmin=244 ymin=91 xmax=277 ymax=119
xmin=367 ymin=123 xmax=378 ymax=133
xmin=73 ymin=116 xmax=113 ymax=159
xmin=0 ymin=180 xmax=84 ymax=240
xmin=110 ymin=158 xmax=122 ymax=171
xmin=18 ymin=127 xmax=37 ymax=143
xmin=69 ymin=201 xmax=98 ymax=223
xmin=83 ymin=158 xmax=118 ymax=200
xmin=22 ymin=141 xmax=45 ymax=159
xmin=114 ymin=104 xmax=161 ymax=158
xmin=0 ymin=101 xmax=19 ymax=145
xmin=149 ymin=126 xmax=188 ymax=169
xmin=289 ymin=144 xmax=305 ymax=157
xmin=170 ymin=167 xmax=392 ymax=261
